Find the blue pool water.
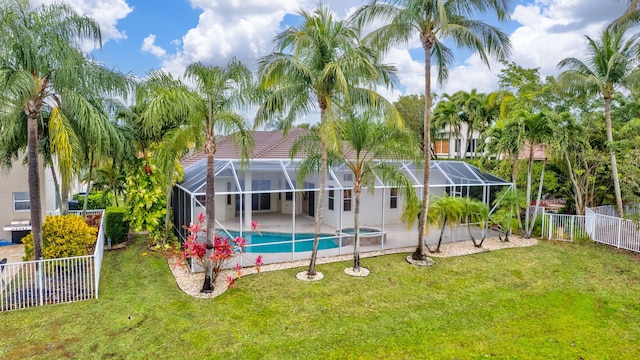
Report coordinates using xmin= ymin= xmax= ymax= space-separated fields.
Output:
xmin=220 ymin=231 xmax=338 ymax=253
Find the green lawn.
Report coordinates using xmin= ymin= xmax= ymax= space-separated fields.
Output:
xmin=1 ymin=237 xmax=639 ymax=359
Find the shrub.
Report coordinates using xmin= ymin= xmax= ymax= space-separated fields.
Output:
xmin=23 ymin=214 xmax=98 ymax=260
xmin=106 ymin=206 xmax=130 ymax=244
xmin=74 ymin=190 xmax=113 ymax=210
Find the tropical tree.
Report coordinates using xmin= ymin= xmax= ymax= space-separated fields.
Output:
xmin=336 ymin=112 xmax=419 ymax=273
xmin=509 ymin=109 xmax=556 ymax=238
xmin=459 ymin=197 xmax=490 ymax=248
xmin=491 ymin=187 xmax=527 ymax=242
xmin=144 ymin=60 xmax=254 ymax=293
xmin=426 ymin=194 xmax=464 ymax=253
xmin=432 ymin=92 xmax=464 ymax=158
xmin=0 ymin=0 xmax=129 ymax=260
xmin=256 ymin=5 xmax=399 ymax=277
xmin=612 ymin=0 xmax=640 ymax=29
xmin=132 ymin=71 xmax=200 ymax=242
xmin=351 ymin=0 xmax=511 ymax=262
xmin=558 ymin=26 xmax=640 ymax=218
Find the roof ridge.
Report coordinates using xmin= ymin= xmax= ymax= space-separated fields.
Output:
xmin=255 ymin=128 xmax=307 ymax=158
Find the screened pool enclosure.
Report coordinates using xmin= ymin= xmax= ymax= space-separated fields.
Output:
xmin=172 ymin=158 xmax=512 ymax=266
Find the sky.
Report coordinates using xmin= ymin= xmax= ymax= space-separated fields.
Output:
xmin=32 ymin=0 xmax=631 ymax=110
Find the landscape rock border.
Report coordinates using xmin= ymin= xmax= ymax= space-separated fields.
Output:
xmin=169 ymin=236 xmax=538 ymax=299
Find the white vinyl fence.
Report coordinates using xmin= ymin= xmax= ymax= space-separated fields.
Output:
xmin=0 ymin=210 xmax=105 ymax=311
xmin=543 ymin=206 xmax=640 ymax=253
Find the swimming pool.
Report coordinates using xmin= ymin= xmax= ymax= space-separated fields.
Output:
xmin=220 ymin=231 xmax=338 ymax=253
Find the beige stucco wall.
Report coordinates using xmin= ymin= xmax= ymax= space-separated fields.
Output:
xmin=0 ymin=155 xmax=49 ymax=241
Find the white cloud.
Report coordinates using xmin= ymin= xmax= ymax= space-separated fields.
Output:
xmin=141 ymin=34 xmax=167 ymax=58
xmin=438 ymin=0 xmax=629 ymax=95
xmin=32 ymin=0 xmax=132 ymax=45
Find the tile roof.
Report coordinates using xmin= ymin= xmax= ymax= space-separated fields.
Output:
xmin=180 ymin=128 xmax=311 ymax=168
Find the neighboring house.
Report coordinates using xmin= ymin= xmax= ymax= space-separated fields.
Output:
xmin=173 ymin=130 xmax=511 ymax=246
xmin=0 ymin=154 xmax=58 ymax=243
xmin=433 ymin=122 xmax=482 ymax=159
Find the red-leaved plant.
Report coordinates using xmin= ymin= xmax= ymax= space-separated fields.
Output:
xmin=182 ymin=213 xmax=262 ymax=288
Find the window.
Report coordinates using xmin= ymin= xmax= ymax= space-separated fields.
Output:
xmin=343 ymin=173 xmax=353 ymax=181
xmin=285 ymin=180 xmax=295 ymax=201
xmin=195 ymin=195 xmax=206 ymax=205
xmin=328 ymin=187 xmax=334 ymax=211
xmin=343 ymin=189 xmax=352 ymax=211
xmin=454 ymin=139 xmax=461 ymax=152
xmin=226 ymin=183 xmax=232 ymax=205
xmin=434 ymin=139 xmax=449 ymax=154
xmin=466 ymin=138 xmax=478 ymax=154
xmin=390 ymin=188 xmax=398 ymax=209
xmin=13 ymin=192 xmax=30 ymax=211
xmin=251 ymin=179 xmax=271 ymax=211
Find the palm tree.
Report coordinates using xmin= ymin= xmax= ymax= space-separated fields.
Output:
xmin=132 ymin=71 xmax=201 ymax=241
xmin=0 ymin=1 xmax=129 ymax=260
xmin=256 ymin=5 xmax=399 ymax=277
xmin=612 ymin=0 xmax=640 ymax=29
xmin=337 ymin=112 xmax=419 ymax=272
xmin=508 ymin=109 xmax=556 ymax=238
xmin=427 ymin=194 xmax=464 ymax=253
xmin=144 ymin=61 xmax=254 ymax=293
xmin=491 ymin=187 xmax=526 ymax=242
xmin=558 ymin=26 xmax=640 ymax=218
xmin=459 ymin=197 xmax=490 ymax=248
xmin=351 ymin=0 xmax=511 ymax=261
xmin=432 ymin=92 xmax=463 ymax=158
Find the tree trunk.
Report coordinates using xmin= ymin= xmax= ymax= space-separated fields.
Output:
xmin=564 ymin=151 xmax=584 ymax=215
xmin=61 ymin=179 xmax=70 ymax=215
xmin=49 ymin=164 xmax=63 ymax=215
xmin=164 ymin=161 xmax=175 ymax=243
xmin=604 ymin=96 xmax=624 ymax=218
xmin=202 ymin=137 xmax=216 ymax=293
xmin=434 ymin=220 xmax=447 ymax=253
xmin=528 ymin=157 xmax=546 ymax=236
xmin=353 ymin=185 xmax=361 ymax=272
xmin=27 ymin=110 xmax=44 ymax=260
xmin=307 ymin=140 xmax=327 ymax=276
xmin=112 ymin=161 xmax=120 ymax=207
xmin=524 ymin=146 xmax=534 ymax=238
xmin=82 ymin=151 xmax=94 ymax=218
xmin=412 ymin=39 xmax=432 ymax=261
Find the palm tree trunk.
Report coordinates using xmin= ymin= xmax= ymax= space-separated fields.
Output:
xmin=27 ymin=111 xmax=44 ymax=260
xmin=605 ymin=96 xmax=624 ymax=218
xmin=50 ymin=164 xmax=63 ymax=215
xmin=413 ymin=40 xmax=432 ymax=261
xmin=435 ymin=220 xmax=447 ymax=253
xmin=307 ymin=140 xmax=327 ymax=276
xmin=61 ymin=180 xmax=70 ymax=215
xmin=524 ymin=146 xmax=534 ymax=238
xmin=112 ymin=161 xmax=120 ymax=207
xmin=564 ymin=151 xmax=584 ymax=215
xmin=202 ymin=139 xmax=216 ymax=293
xmin=353 ymin=186 xmax=361 ymax=272
xmin=528 ymin=157 xmax=547 ymax=236
xmin=164 ymin=161 xmax=175 ymax=243
xmin=82 ymin=151 xmax=94 ymax=218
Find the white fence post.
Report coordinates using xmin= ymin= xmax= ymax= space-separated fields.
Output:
xmin=617 ymin=218 xmax=622 ymax=249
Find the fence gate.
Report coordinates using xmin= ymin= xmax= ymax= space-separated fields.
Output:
xmin=542 ymin=213 xmax=588 ymax=242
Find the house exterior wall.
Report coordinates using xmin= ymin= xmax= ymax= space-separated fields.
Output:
xmin=0 ymin=155 xmax=51 ymax=242
xmin=434 ymin=122 xmax=482 ymax=159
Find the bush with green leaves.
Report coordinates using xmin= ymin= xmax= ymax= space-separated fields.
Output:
xmin=22 ymin=214 xmax=98 ymax=260
xmin=74 ymin=190 xmax=113 ymax=210
xmin=106 ymin=207 xmax=130 ymax=244
xmin=124 ymin=162 xmax=166 ymax=236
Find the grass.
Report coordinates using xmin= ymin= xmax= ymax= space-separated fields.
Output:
xmin=1 ymin=237 xmax=640 ymax=359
